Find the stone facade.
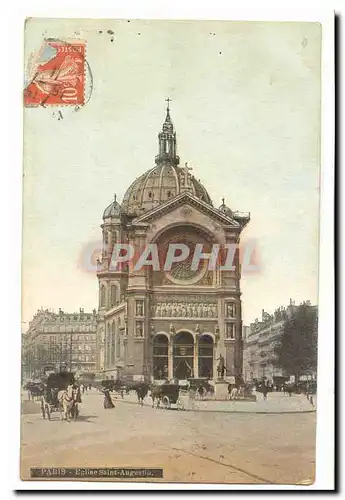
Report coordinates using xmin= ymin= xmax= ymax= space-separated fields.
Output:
xmin=97 ymin=104 xmax=250 ymax=381
xmin=22 ymin=308 xmax=97 ymax=379
xmin=243 ymin=300 xmax=311 ymax=382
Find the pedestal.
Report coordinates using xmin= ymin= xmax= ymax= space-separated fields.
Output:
xmin=214 ymin=380 xmax=228 ymax=400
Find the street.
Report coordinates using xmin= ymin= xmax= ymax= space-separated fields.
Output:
xmin=21 ymin=390 xmax=316 ymax=484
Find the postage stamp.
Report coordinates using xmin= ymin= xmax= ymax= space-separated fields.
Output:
xmin=24 ymin=40 xmax=86 ymax=107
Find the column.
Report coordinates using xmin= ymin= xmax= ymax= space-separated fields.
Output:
xmin=168 ymin=340 xmax=173 ymax=380
xmin=213 ymin=343 xmax=218 ymax=381
xmin=193 ymin=337 xmax=198 ymax=378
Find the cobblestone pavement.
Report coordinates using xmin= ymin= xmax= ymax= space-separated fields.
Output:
xmin=21 ymin=390 xmax=316 ymax=485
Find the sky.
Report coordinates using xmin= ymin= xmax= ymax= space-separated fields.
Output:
xmin=22 ymin=19 xmax=321 ymax=329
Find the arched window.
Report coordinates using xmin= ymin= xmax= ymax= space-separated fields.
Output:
xmin=153 ymin=334 xmax=168 ymax=380
xmin=100 ymin=285 xmax=105 ymax=307
xmin=111 ymin=321 xmax=115 ymax=365
xmin=173 ymin=331 xmax=194 ymax=380
xmin=116 ymin=318 xmax=121 ymax=357
xmin=198 ymin=335 xmax=214 ymax=378
xmin=104 ymin=323 xmax=107 ymax=367
xmin=111 ymin=285 xmax=117 ymax=307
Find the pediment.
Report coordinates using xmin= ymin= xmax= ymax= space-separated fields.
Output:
xmin=132 ymin=192 xmax=241 ymax=228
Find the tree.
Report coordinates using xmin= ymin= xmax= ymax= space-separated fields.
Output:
xmin=274 ymin=302 xmax=318 ymax=380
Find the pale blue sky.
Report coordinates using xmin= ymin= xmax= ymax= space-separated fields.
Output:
xmin=22 ymin=19 xmax=321 ymax=328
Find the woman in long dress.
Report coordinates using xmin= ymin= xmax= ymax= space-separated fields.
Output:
xmin=102 ymin=387 xmax=115 ymax=409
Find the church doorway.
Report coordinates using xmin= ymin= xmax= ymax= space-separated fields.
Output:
xmin=198 ymin=334 xmax=214 ymax=378
xmin=152 ymin=334 xmax=168 ymax=380
xmin=173 ymin=331 xmax=194 ymax=380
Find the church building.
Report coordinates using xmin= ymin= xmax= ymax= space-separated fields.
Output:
xmin=96 ymin=102 xmax=250 ymax=382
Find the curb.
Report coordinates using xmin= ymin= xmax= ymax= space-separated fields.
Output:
xmin=113 ymin=397 xmax=316 ymax=415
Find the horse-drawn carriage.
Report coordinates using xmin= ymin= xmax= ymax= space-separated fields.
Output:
xmin=150 ymin=382 xmax=185 ymax=410
xmin=41 ymin=372 xmax=80 ymax=421
xmin=188 ymin=378 xmax=214 ymax=399
xmin=25 ymin=381 xmax=45 ymax=401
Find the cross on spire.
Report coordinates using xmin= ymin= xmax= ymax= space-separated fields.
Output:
xmin=165 ymin=97 xmax=172 ymax=110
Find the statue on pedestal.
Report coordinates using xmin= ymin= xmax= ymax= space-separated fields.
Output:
xmin=136 ymin=301 xmax=144 ymax=316
xmin=136 ymin=323 xmax=143 ymax=337
xmin=216 ymin=354 xmax=226 ymax=379
xmin=150 ymin=324 xmax=155 ymax=337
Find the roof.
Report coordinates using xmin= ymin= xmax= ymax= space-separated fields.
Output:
xmin=103 ymin=194 xmax=121 ymax=219
xmin=121 ymin=164 xmax=213 ymax=217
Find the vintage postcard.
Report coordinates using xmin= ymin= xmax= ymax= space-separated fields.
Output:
xmin=20 ymin=15 xmax=333 ymax=487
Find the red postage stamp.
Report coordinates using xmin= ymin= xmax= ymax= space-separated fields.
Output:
xmin=24 ymin=40 xmax=85 ymax=107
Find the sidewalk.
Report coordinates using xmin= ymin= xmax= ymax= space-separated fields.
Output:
xmin=114 ymin=391 xmax=316 ymax=414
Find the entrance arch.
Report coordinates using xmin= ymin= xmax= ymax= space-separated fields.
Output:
xmin=198 ymin=334 xmax=214 ymax=378
xmin=173 ymin=331 xmax=194 ymax=380
xmin=153 ymin=334 xmax=168 ymax=380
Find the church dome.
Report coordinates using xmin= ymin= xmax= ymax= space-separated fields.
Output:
xmin=103 ymin=194 xmax=121 ymax=219
xmin=218 ymin=198 xmax=233 ymax=218
xmin=121 ymin=102 xmax=212 ymax=217
xmin=121 ymin=164 xmax=212 ymax=217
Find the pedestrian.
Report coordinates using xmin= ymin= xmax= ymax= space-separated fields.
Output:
xmin=102 ymin=387 xmax=115 ymax=409
xmin=188 ymin=387 xmax=197 ymax=410
xmin=262 ymin=381 xmax=268 ymax=401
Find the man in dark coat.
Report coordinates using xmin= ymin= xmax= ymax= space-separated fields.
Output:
xmin=262 ymin=380 xmax=269 ymax=400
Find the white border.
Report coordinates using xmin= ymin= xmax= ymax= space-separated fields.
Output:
xmin=2 ymin=1 xmax=335 ymax=494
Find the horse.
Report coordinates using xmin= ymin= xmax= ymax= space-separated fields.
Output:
xmin=150 ymin=385 xmax=164 ymax=408
xmin=27 ymin=382 xmax=45 ymax=401
xmin=58 ymin=385 xmax=80 ymax=421
xmin=284 ymin=384 xmax=294 ymax=397
xmin=40 ymin=386 xmax=60 ymax=420
xmin=227 ymin=384 xmax=239 ymax=400
xmin=197 ymin=385 xmax=206 ymax=400
xmin=135 ymin=383 xmax=149 ymax=406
